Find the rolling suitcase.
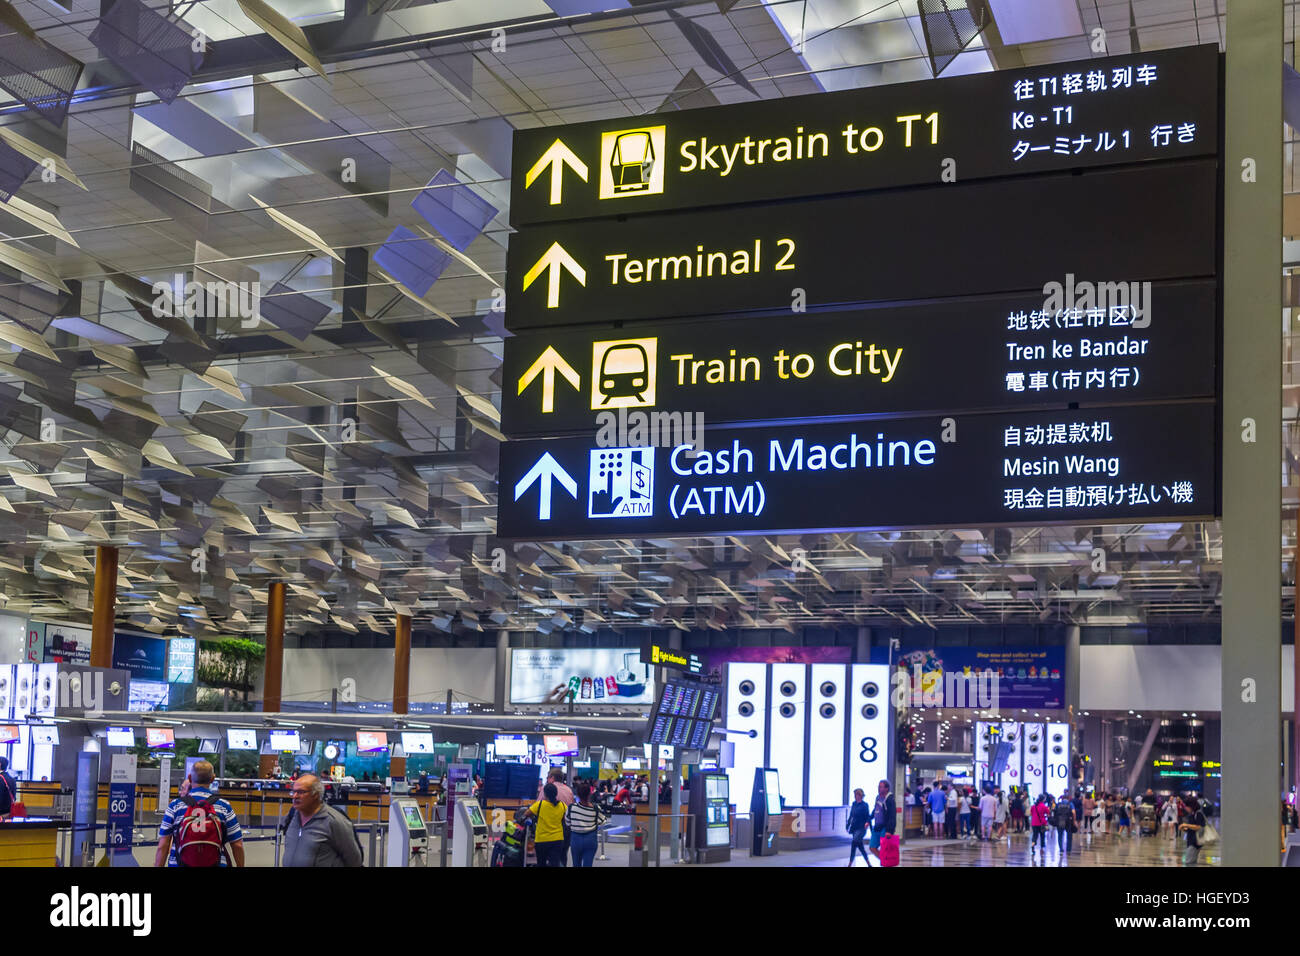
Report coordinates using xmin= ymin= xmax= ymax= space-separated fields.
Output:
xmin=879 ymin=833 xmax=900 ymax=867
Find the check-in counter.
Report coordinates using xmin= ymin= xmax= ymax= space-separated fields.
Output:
xmin=0 ymin=818 xmax=59 ymax=867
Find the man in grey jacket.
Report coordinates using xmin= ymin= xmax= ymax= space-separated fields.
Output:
xmin=280 ymin=774 xmax=363 ymax=867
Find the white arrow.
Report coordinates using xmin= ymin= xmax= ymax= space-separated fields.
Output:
xmin=524 ymin=139 xmax=589 ymax=206
xmin=513 ymin=452 xmax=578 ymax=520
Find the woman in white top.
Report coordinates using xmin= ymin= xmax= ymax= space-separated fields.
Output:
xmin=1161 ymin=795 xmax=1180 ymax=839
xmin=958 ymin=790 xmax=972 ymax=838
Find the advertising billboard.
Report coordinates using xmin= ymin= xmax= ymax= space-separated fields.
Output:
xmin=112 ymin=632 xmax=167 ymax=681
xmin=895 ymin=646 xmax=1067 ymax=710
xmin=509 ymin=647 xmax=656 ymax=705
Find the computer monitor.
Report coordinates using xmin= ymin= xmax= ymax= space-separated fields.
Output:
xmin=0 ymin=725 xmax=17 ymax=744
xmin=145 ymin=727 xmax=174 ymax=750
xmin=356 ymin=730 xmax=387 ymax=752
xmin=493 ymin=734 xmax=528 ymax=757
xmin=198 ymin=738 xmax=219 ymax=754
xmin=226 ymin=728 xmax=257 ymax=750
xmin=401 ymin=732 xmax=434 ymax=754
xmin=543 ymin=733 xmax=578 ymax=756
xmin=106 ymin=726 xmax=135 ymax=747
xmin=763 ymin=769 xmax=782 ymax=815
xmin=30 ymin=725 xmax=59 ymax=746
xmin=269 ymin=730 xmax=299 ymax=752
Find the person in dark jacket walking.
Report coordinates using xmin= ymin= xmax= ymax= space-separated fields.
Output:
xmin=846 ymin=788 xmax=871 ymax=866
xmin=869 ymin=779 xmax=897 ymax=863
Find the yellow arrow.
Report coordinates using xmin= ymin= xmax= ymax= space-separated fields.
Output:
xmin=522 ymin=241 xmax=586 ymax=309
xmin=518 ymin=345 xmax=580 ymax=414
xmin=524 ymin=139 xmax=589 ymax=205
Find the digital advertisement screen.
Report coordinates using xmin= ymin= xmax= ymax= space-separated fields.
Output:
xmin=896 ymin=646 xmax=1066 ymax=710
xmin=356 ymin=731 xmax=388 ymax=752
xmin=764 ymin=770 xmax=782 ymax=816
xmin=269 ymin=730 xmax=300 ymax=752
xmin=105 ymin=726 xmax=135 ymax=747
xmin=128 ymin=680 xmax=170 ymax=713
xmin=510 ymin=648 xmax=655 ymax=705
xmin=145 ymin=727 xmax=174 ymax=749
xmin=112 ymin=632 xmax=167 ymax=681
xmin=30 ymin=725 xmax=59 ymax=745
xmin=401 ymin=732 xmax=434 ymax=754
xmin=494 ymin=734 xmax=528 ymax=757
xmin=167 ymin=637 xmax=196 ymax=683
xmin=0 ymin=725 xmax=19 ymax=744
xmin=543 ymin=733 xmax=579 ymax=756
xmin=226 ymin=729 xmax=257 ymax=750
xmin=198 ymin=738 xmax=219 ymax=754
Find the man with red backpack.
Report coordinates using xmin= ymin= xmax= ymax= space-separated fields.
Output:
xmin=155 ymin=761 xmax=245 ymax=867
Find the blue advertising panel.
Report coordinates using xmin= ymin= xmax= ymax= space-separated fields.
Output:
xmin=897 ymin=646 xmax=1066 ymax=710
xmin=108 ymin=755 xmax=137 ymax=866
xmin=112 ymin=632 xmax=167 ymax=681
xmin=167 ymin=637 xmax=196 ymax=683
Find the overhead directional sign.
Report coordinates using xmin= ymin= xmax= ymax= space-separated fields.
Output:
xmin=517 ymin=344 xmax=581 ymax=414
xmin=509 ymin=45 xmax=1217 ymax=226
xmin=513 ymin=451 xmax=578 ymax=520
xmin=524 ymin=139 xmax=589 ymax=206
xmin=501 ymin=281 xmax=1217 ymax=436
xmin=504 ymin=160 xmax=1217 ymax=329
xmin=497 ymin=403 xmax=1217 ymax=539
xmin=521 ymin=241 xmax=586 ymax=309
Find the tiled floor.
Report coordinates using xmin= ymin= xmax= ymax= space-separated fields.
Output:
xmin=614 ymin=828 xmax=1222 ymax=868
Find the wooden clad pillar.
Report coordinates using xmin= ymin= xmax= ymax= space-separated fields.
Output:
xmin=394 ymin=613 xmax=411 ymax=715
xmin=391 ymin=614 xmax=412 ymax=780
xmin=263 ymin=581 xmax=286 ymax=713
xmin=89 ymin=545 xmax=118 ymax=669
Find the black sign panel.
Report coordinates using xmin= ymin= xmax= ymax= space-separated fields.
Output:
xmin=498 ymin=403 xmax=1216 ymax=539
xmin=504 ymin=160 xmax=1218 ymax=330
xmin=510 ymin=45 xmax=1218 ymax=226
xmin=502 ymin=281 xmax=1217 ymax=436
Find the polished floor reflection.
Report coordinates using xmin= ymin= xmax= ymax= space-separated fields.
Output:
xmin=832 ymin=827 xmax=1220 ymax=867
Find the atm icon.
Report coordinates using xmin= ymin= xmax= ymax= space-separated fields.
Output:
xmin=599 ymin=126 xmax=666 ymax=200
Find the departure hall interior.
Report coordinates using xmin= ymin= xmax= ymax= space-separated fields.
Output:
xmin=0 ymin=0 xmax=1296 ymax=904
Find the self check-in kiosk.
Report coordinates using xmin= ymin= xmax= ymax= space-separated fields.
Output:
xmin=388 ymin=796 xmax=429 ymax=867
xmin=451 ymin=799 xmax=490 ymax=867
xmin=750 ymin=767 xmax=782 ymax=857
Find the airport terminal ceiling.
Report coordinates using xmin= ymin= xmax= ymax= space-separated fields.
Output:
xmin=0 ymin=0 xmax=1289 ymax=641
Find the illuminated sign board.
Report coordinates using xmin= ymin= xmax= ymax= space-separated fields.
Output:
xmin=505 ymin=160 xmax=1216 ymax=329
xmin=510 ymin=45 xmax=1217 ymax=226
xmin=499 ymin=403 xmax=1215 ymax=539
xmin=502 ymin=281 xmax=1215 ymax=436
xmin=640 ymin=641 xmax=703 ymax=674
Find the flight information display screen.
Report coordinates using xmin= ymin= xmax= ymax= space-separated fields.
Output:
xmin=648 ymin=675 xmax=719 ymax=746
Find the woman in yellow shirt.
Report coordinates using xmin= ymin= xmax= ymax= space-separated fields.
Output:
xmin=526 ymin=783 xmax=568 ymax=866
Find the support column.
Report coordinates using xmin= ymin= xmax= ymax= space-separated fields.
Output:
xmin=1223 ymin=0 xmax=1283 ymax=866
xmin=89 ymin=545 xmax=118 ymax=669
xmin=393 ymin=614 xmax=411 ymax=714
xmin=263 ymin=581 xmax=286 ymax=713
xmin=390 ymin=613 xmax=412 ymax=781
xmin=1065 ymin=624 xmax=1081 ymax=721
xmin=493 ymin=631 xmax=508 ymax=712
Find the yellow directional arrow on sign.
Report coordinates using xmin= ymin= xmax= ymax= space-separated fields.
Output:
xmin=522 ymin=241 xmax=586 ymax=309
xmin=517 ymin=345 xmax=580 ymax=414
xmin=524 ymin=139 xmax=589 ymax=205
